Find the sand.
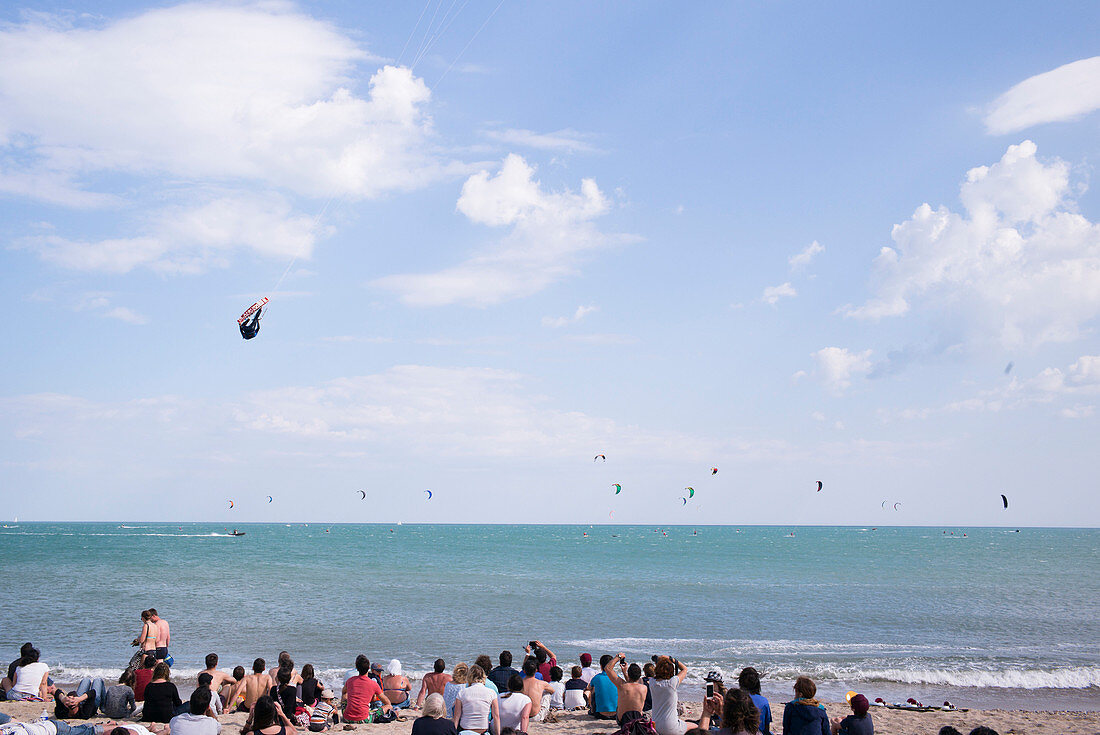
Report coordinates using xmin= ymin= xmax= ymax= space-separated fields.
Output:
xmin=4 ymin=696 xmax=1100 ymax=735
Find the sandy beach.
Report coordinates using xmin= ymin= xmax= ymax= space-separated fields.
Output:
xmin=5 ymin=694 xmax=1100 ymax=735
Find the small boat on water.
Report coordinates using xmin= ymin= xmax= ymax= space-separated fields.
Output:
xmin=230 ymin=530 xmax=246 ymax=537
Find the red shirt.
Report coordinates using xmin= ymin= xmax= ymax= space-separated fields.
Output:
xmin=344 ymin=675 xmax=383 ymax=721
xmin=537 ymin=657 xmax=557 ymax=681
xmin=134 ymin=668 xmax=154 ymax=701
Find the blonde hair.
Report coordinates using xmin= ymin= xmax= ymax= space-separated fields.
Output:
xmin=422 ymin=693 xmax=445 ymax=719
xmin=467 ymin=664 xmax=486 ymax=684
xmin=452 ymin=663 xmax=469 ymax=685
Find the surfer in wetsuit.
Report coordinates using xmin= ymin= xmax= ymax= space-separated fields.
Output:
xmin=239 ymin=308 xmax=261 ymax=340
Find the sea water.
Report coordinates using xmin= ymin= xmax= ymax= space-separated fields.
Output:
xmin=1 ymin=523 xmax=1097 ymax=710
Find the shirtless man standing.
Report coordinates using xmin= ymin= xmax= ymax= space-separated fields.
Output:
xmin=520 ymin=658 xmax=556 ymax=722
xmin=240 ymin=658 xmax=273 ymax=711
xmin=416 ymin=659 xmax=451 ymax=708
xmin=604 ymin=653 xmax=647 ymax=725
xmin=148 ymin=609 xmax=170 ymax=662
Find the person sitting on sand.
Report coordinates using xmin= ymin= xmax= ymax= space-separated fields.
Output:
xmin=241 ymin=695 xmax=297 ymax=735
xmin=497 ymin=676 xmax=532 ymax=733
xmin=782 ymin=676 xmax=829 ymax=735
xmin=698 ymin=688 xmax=761 ymax=735
xmin=602 ymin=653 xmax=648 ymax=727
xmin=270 ymin=669 xmax=298 ymax=721
xmin=133 ymin=656 xmax=157 ymax=703
xmin=412 ymin=693 xmax=456 ymax=735
xmin=194 ymin=675 xmax=221 ymax=717
xmin=241 ymin=660 xmax=273 ymax=713
xmin=488 ymin=652 xmax=518 ymax=694
xmin=649 ymin=656 xmax=692 ymax=735
xmin=416 ymin=660 xmax=451 ymax=708
xmin=579 ymin=653 xmax=599 ymax=685
xmin=563 ymin=666 xmax=588 ymax=710
xmin=519 ymin=658 xmax=555 ymax=722
xmin=141 ymin=663 xmax=182 ymax=724
xmin=547 ymin=666 xmax=565 ymax=711
xmin=474 ymin=657 xmax=498 ymax=696
xmin=737 ymin=668 xmax=770 ymax=735
xmin=53 ymin=677 xmax=107 ymax=719
xmin=382 ymin=660 xmax=412 ymax=709
xmin=221 ymin=667 xmax=247 ymax=713
xmin=268 ymin=654 xmax=302 ymax=689
xmin=100 ymin=673 xmax=137 ymax=719
xmin=298 ymin=665 xmax=322 ymax=708
xmin=441 ymin=663 xmax=467 ymax=719
xmin=3 ymin=648 xmax=50 ymax=701
xmin=199 ymin=655 xmax=234 ymax=694
xmin=307 ymin=689 xmax=338 ymax=732
xmin=340 ymin=655 xmax=392 ymax=724
xmin=169 ymin=687 xmax=221 ymax=735
xmin=701 ymin=672 xmax=726 ymax=732
xmin=586 ymin=655 xmax=618 ymax=720
xmin=5 ymin=643 xmax=35 ymax=685
xmin=525 ymin=641 xmax=557 ymax=681
xmin=831 ymin=693 xmax=871 ymax=735
xmin=452 ymin=665 xmax=499 ymax=735
xmin=642 ymin=662 xmax=656 ymax=713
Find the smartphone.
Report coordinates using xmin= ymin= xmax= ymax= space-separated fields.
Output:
xmin=706 ymin=684 xmax=714 ymax=698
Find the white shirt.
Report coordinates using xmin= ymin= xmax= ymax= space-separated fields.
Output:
xmin=12 ymin=662 xmax=49 ymax=696
xmin=169 ymin=713 xmax=222 ymax=735
xmin=580 ymin=665 xmax=599 ymax=684
xmin=563 ymin=686 xmax=586 ymax=709
xmin=548 ymin=681 xmax=565 ymax=709
xmin=649 ymin=678 xmax=687 ymax=735
xmin=1 ymin=723 xmax=58 ymax=735
xmin=454 ymin=683 xmax=496 ymax=730
xmin=496 ymin=692 xmax=531 ymax=730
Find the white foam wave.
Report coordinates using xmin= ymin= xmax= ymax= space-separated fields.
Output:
xmin=565 ymin=637 xmax=942 ymax=655
xmin=765 ymin=665 xmax=1100 ymax=689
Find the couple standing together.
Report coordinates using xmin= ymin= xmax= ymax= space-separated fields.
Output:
xmin=131 ymin=609 xmax=171 ymax=667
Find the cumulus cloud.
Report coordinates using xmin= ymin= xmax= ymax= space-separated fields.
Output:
xmin=842 ymin=141 xmax=1100 ymax=347
xmin=373 ymin=154 xmax=627 ymax=306
xmin=542 ymin=305 xmax=597 ymax=328
xmin=788 ymin=240 xmax=824 ymax=270
xmin=812 ymin=347 xmax=873 ymax=394
xmin=762 ymin=282 xmax=796 ymax=304
xmin=485 ymin=128 xmax=599 ymax=154
xmin=73 ymin=291 xmax=148 ymax=324
xmin=985 ymin=56 xmax=1100 ymax=134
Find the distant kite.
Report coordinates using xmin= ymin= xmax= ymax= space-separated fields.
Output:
xmin=594 ymin=454 xmax=606 ymax=462
xmin=685 ymin=487 xmax=695 ymax=498
xmin=425 ymin=489 xmax=433 ymax=500
xmin=228 ymin=500 xmax=234 ymax=509
xmin=711 ymin=467 xmax=718 ymax=475
xmin=266 ymin=496 xmax=273 ymax=503
xmin=893 ymin=502 xmax=902 ymax=511
xmin=1001 ymin=494 xmax=1008 ymax=509
xmin=612 ymin=483 xmax=622 ymax=495
xmin=608 ymin=510 xmax=614 ymax=519
xmin=816 ymin=481 xmax=823 ymax=492
xmin=679 ymin=496 xmax=688 ymax=506
xmin=1005 ymin=362 xmax=1014 ymax=375
xmin=881 ymin=500 xmax=889 ymax=509
xmin=357 ymin=490 xmax=366 ymax=500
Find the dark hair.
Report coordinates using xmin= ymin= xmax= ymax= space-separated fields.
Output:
xmin=522 ymin=658 xmax=537 ymax=676
xmin=143 ymin=654 xmax=157 ymax=668
xmin=475 ymin=656 xmax=492 ymax=673
xmin=500 ymin=729 xmax=517 ymax=735
xmin=499 ymin=650 xmax=512 ymax=667
xmin=570 ymin=666 xmax=582 ymax=679
xmin=534 ymin=649 xmax=547 ymax=665
xmin=141 ymin=610 xmax=151 ymax=621
xmin=278 ymin=652 xmax=291 ymax=665
xmin=251 ymin=695 xmax=277 ymax=731
xmin=654 ymin=658 xmax=675 ymax=680
xmin=190 ymin=686 xmax=212 ymax=715
xmin=550 ymin=666 xmax=563 ymax=682
xmin=112 ymin=728 xmax=131 ymax=735
xmin=198 ymin=673 xmax=213 ymax=687
xmin=206 ymin=653 xmax=219 ymax=668
xmin=232 ymin=666 xmax=246 ymax=681
xmin=120 ymin=670 xmax=134 ymax=687
xmin=599 ymin=654 xmax=613 ymax=668
xmin=721 ymin=689 xmax=759 ymax=733
xmin=643 ymin=663 xmax=655 ymax=677
xmin=938 ymin=727 xmax=964 ymax=735
xmin=277 ymin=668 xmax=291 ymax=686
xmin=19 ymin=643 xmax=33 ymax=657
xmin=148 ymin=608 xmax=158 ymax=616
xmin=626 ymin=663 xmax=641 ymax=682
xmin=737 ymin=667 xmax=761 ymax=695
xmin=301 ymin=664 xmax=315 ymax=681
xmin=507 ymin=674 xmax=524 ymax=693
xmin=355 ymin=655 xmax=370 ymax=675
xmin=253 ymin=658 xmax=266 ymax=673
xmin=793 ymin=676 xmax=816 ymax=700
xmin=968 ymin=729 xmax=1000 ymax=735
xmin=153 ymin=662 xmax=171 ymax=681
xmin=53 ymin=689 xmax=70 ymax=718
xmin=20 ymin=648 xmax=40 ymax=666
xmin=685 ymin=729 xmax=709 ymax=735
xmin=434 ymin=658 xmax=446 ymax=674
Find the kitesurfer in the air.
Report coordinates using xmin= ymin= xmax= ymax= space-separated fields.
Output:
xmin=239 ymin=308 xmax=262 ymax=340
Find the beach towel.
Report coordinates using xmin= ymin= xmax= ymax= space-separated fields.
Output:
xmin=614 ymin=711 xmax=656 ymax=735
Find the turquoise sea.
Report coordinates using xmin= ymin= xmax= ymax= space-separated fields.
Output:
xmin=1 ymin=523 xmax=1097 ymax=710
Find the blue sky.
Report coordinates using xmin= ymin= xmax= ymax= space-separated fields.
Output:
xmin=2 ymin=1 xmax=1099 ymax=525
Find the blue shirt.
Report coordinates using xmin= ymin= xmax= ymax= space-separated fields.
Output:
xmin=751 ymin=693 xmax=772 ymax=734
xmin=589 ymin=672 xmax=617 ymax=714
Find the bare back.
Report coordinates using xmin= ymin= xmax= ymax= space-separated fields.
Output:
xmin=243 ymin=672 xmax=272 ymax=708
xmin=616 ymin=681 xmax=647 ymax=716
xmin=521 ymin=677 xmax=554 ymax=709
xmin=424 ymin=673 xmax=450 ymax=696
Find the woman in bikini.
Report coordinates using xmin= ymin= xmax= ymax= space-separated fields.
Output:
xmin=382 ymin=660 xmax=412 ymax=709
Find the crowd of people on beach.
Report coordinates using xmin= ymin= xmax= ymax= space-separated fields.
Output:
xmin=0 ymin=621 xmax=1007 ymax=735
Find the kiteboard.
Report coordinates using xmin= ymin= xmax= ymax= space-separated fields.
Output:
xmin=238 ymin=297 xmax=268 ymax=325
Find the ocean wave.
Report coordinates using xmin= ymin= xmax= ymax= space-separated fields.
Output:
xmin=565 ymin=637 xmax=942 ymax=656
xmin=764 ymin=665 xmax=1100 ymax=689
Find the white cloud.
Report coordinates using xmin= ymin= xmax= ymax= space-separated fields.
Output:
xmin=842 ymin=141 xmax=1100 ymax=347
xmin=542 ymin=304 xmax=598 ymax=328
xmin=372 ymin=154 xmax=626 ymax=306
xmin=985 ymin=56 xmax=1100 ymax=134
xmin=103 ymin=306 xmax=149 ymax=325
xmin=812 ymin=347 xmax=873 ymax=394
xmin=788 ymin=240 xmax=824 ymax=270
xmin=762 ymin=282 xmax=796 ymax=304
xmin=73 ymin=291 xmax=148 ymax=324
xmin=484 ymin=128 xmax=599 ymax=154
